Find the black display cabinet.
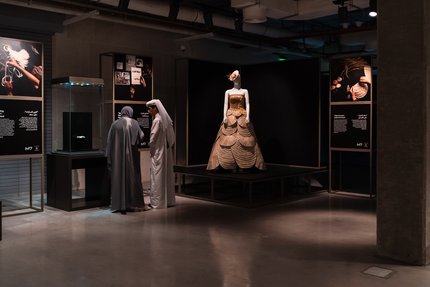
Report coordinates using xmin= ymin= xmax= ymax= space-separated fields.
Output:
xmin=49 ymin=76 xmax=109 ymax=211
xmin=47 ymin=153 xmax=110 ymax=211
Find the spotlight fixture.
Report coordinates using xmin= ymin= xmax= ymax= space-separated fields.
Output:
xmin=369 ymin=0 xmax=377 ymax=17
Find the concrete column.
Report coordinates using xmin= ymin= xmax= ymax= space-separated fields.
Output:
xmin=377 ymin=1 xmax=430 ymax=265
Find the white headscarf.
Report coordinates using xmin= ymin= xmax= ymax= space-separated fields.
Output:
xmin=146 ymin=99 xmax=175 ymax=147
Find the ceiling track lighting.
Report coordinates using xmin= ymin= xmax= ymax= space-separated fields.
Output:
xmin=368 ymin=0 xmax=377 ymax=17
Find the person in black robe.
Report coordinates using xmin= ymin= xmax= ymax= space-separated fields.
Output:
xmin=106 ymin=106 xmax=147 ymax=214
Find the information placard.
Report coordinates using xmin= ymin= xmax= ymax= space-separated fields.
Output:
xmin=331 ymin=104 xmax=370 ymax=150
xmin=114 ymin=103 xmax=151 ymax=148
xmin=0 ymin=99 xmax=42 ymax=155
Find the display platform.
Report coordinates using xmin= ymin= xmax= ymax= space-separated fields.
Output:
xmin=47 ymin=152 xmax=109 ymax=211
xmin=174 ymin=164 xmax=327 ymax=207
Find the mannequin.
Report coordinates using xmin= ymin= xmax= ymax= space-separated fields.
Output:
xmin=207 ymin=70 xmax=265 ymax=171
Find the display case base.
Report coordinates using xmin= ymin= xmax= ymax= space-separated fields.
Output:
xmin=47 ymin=153 xmax=110 ymax=211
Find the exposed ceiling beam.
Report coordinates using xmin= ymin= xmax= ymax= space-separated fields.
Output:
xmin=63 ymin=9 xmax=99 ymax=26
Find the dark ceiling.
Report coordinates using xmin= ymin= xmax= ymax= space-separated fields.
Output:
xmin=0 ymin=0 xmax=377 ymax=58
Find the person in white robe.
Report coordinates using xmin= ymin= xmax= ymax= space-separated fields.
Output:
xmin=146 ymin=99 xmax=176 ymax=208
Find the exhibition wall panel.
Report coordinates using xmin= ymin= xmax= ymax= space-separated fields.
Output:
xmin=0 ymin=28 xmax=52 ymax=213
xmin=328 ymin=56 xmax=375 ymax=195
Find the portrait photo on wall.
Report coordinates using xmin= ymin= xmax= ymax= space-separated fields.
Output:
xmin=330 ymin=56 xmax=372 ymax=102
xmin=114 ymin=53 xmax=152 ymax=101
xmin=0 ymin=36 xmax=43 ymax=97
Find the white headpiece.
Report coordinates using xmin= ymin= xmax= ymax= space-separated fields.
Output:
xmin=146 ymin=99 xmax=175 ymax=147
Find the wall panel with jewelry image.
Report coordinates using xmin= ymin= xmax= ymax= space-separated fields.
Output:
xmin=328 ymin=55 xmax=375 ymax=196
xmin=0 ymin=35 xmax=44 ymax=214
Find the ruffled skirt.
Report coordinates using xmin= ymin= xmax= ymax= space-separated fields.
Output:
xmin=207 ymin=108 xmax=265 ymax=170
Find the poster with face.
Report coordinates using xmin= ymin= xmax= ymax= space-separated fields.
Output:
xmin=0 ymin=37 xmax=43 ymax=97
xmin=113 ymin=53 xmax=152 ymax=101
xmin=330 ymin=56 xmax=372 ymax=102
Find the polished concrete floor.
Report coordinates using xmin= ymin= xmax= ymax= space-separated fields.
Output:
xmin=1 ymin=192 xmax=430 ymax=287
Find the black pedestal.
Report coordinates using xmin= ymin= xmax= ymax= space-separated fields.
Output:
xmin=47 ymin=153 xmax=110 ymax=211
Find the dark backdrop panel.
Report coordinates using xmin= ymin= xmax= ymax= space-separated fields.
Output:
xmin=330 ymin=104 xmax=371 ymax=150
xmin=320 ymin=72 xmax=330 ymax=166
xmin=188 ymin=60 xmax=234 ymax=165
xmin=188 ymin=58 xmax=320 ymax=167
xmin=114 ymin=103 xmax=151 ymax=148
xmin=113 ymin=53 xmax=152 ymax=101
xmin=242 ymin=59 xmax=320 ymax=166
xmin=0 ymin=99 xmax=42 ymax=156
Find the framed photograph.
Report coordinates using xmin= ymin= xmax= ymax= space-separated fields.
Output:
xmin=114 ymin=71 xmax=130 ymax=85
xmin=125 ymin=54 xmax=136 ymax=71
xmin=116 ymin=61 xmax=123 ymax=70
xmin=330 ymin=56 xmax=372 ymax=102
xmin=0 ymin=36 xmax=43 ymax=97
xmin=135 ymin=58 xmax=143 ymax=67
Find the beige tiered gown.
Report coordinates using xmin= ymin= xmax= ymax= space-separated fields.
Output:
xmin=207 ymin=94 xmax=265 ymax=170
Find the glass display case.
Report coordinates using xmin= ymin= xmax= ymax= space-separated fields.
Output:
xmin=48 ymin=76 xmax=109 ymax=211
xmin=51 ymin=76 xmax=105 ymax=153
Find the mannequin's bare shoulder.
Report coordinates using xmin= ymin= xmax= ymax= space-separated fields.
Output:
xmin=226 ymin=88 xmax=248 ymax=94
